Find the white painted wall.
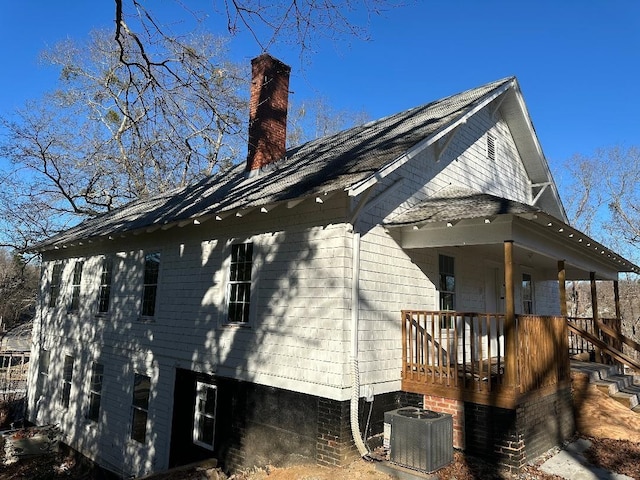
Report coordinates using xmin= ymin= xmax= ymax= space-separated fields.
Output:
xmin=27 ymin=102 xmax=554 ymax=475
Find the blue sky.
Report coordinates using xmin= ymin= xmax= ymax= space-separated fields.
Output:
xmin=1 ymin=0 xmax=638 ymax=192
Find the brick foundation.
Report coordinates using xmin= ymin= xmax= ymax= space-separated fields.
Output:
xmin=211 ymin=378 xmax=422 ymax=472
xmin=421 ymin=386 xmax=575 ymax=474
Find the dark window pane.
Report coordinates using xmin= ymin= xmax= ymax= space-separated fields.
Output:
xmin=131 ymin=409 xmax=147 ymax=443
xmin=142 ymin=285 xmax=157 ymax=316
xmin=133 ymin=374 xmax=150 ymax=409
xmin=88 ymin=392 xmax=101 ymax=422
xmin=98 ymin=286 xmax=111 ymax=313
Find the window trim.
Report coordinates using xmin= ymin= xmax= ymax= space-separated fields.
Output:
xmin=131 ymin=373 xmax=151 ymax=443
xmin=192 ymin=381 xmax=217 ymax=450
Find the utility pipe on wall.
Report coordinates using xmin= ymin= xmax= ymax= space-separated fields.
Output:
xmin=350 ymin=230 xmax=369 ymax=457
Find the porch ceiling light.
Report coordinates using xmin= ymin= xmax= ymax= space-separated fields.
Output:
xmin=547 ymin=222 xmax=553 ymax=227
xmin=484 ymin=218 xmax=491 ymax=224
xmin=446 ymin=222 xmax=453 ymax=227
xmin=558 ymin=228 xmax=564 ymax=233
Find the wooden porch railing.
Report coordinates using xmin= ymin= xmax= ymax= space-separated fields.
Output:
xmin=401 ymin=311 xmax=570 ymax=408
xmin=567 ymin=316 xmax=640 ymax=371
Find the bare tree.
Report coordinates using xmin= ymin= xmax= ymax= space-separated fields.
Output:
xmin=0 ymin=249 xmax=38 ymax=330
xmin=287 ymin=97 xmax=369 ymax=146
xmin=113 ymin=0 xmax=387 ymax=72
xmin=564 ymin=146 xmax=640 ymax=257
xmin=0 ymin=30 xmax=246 ymax=250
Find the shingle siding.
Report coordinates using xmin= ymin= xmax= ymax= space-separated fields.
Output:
xmin=27 ymin=82 xmax=566 ymax=476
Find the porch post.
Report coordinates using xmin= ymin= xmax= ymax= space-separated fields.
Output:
xmin=590 ymin=272 xmax=602 ymax=363
xmin=504 ymin=240 xmax=517 ymax=388
xmin=558 ymin=260 xmax=567 ymax=317
xmin=613 ymin=280 xmax=622 ymax=351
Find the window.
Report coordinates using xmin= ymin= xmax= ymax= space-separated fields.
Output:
xmin=38 ymin=349 xmax=50 ymax=396
xmin=61 ymin=355 xmax=74 ymax=408
xmin=141 ymin=252 xmax=160 ymax=317
xmin=439 ymin=255 xmax=455 ymax=310
xmin=522 ymin=273 xmax=533 ymax=314
xmin=97 ymin=258 xmax=113 ymax=314
xmin=227 ymin=243 xmax=253 ymax=323
xmin=49 ymin=264 xmax=63 ymax=307
xmin=487 ymin=133 xmax=496 ymax=161
xmin=193 ymin=381 xmax=217 ymax=450
xmin=68 ymin=261 xmax=84 ymax=312
xmin=87 ymin=362 xmax=104 ymax=422
xmin=131 ymin=373 xmax=151 ymax=443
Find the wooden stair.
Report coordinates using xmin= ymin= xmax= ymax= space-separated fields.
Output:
xmin=572 ymin=360 xmax=640 ymax=412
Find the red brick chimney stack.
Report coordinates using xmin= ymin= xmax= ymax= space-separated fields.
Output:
xmin=246 ymin=53 xmax=291 ymax=172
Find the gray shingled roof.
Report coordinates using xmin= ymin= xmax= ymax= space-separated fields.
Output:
xmin=384 ymin=186 xmax=541 ymax=226
xmin=33 ymin=77 xmax=514 ymax=250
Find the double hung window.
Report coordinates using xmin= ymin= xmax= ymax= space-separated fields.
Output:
xmin=49 ymin=264 xmax=63 ymax=307
xmin=69 ymin=261 xmax=84 ymax=312
xmin=439 ymin=255 xmax=456 ymax=328
xmin=97 ymin=258 xmax=113 ymax=314
xmin=193 ymin=381 xmax=217 ymax=449
xmin=227 ymin=243 xmax=253 ymax=324
xmin=131 ymin=373 xmax=151 ymax=443
xmin=141 ymin=253 xmax=160 ymax=317
xmin=87 ymin=362 xmax=104 ymax=422
xmin=61 ymin=355 xmax=74 ymax=408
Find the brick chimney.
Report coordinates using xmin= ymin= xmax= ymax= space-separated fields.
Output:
xmin=246 ymin=53 xmax=291 ymax=172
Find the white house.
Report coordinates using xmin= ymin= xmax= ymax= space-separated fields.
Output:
xmin=26 ymin=54 xmax=638 ymax=477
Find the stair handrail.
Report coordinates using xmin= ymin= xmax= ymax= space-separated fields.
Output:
xmin=594 ymin=320 xmax=640 ymax=357
xmin=567 ymin=322 xmax=640 ymax=372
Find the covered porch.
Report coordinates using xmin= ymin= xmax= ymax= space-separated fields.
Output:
xmin=385 ymin=189 xmax=640 ymax=409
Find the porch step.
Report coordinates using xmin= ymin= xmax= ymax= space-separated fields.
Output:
xmin=572 ymin=360 xmax=640 ymax=411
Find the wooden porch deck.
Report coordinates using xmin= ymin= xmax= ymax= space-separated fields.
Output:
xmin=401 ymin=311 xmax=570 ymax=409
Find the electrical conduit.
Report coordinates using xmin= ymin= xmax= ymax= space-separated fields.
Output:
xmin=350 ymin=230 xmax=369 ymax=457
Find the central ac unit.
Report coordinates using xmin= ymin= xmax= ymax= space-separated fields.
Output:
xmin=383 ymin=407 xmax=453 ymax=473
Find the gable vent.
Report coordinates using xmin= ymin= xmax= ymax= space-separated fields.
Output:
xmin=487 ymin=133 xmax=496 ymax=161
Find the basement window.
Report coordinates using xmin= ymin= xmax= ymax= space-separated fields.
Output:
xmin=131 ymin=373 xmax=151 ymax=443
xmin=61 ymin=355 xmax=74 ymax=409
xmin=486 ymin=133 xmax=496 ymax=161
xmin=227 ymin=243 xmax=253 ymax=324
xmin=68 ymin=261 xmax=84 ymax=312
xmin=193 ymin=381 xmax=217 ymax=450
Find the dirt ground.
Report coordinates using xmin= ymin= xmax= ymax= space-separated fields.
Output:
xmin=2 ymin=372 xmax=640 ymax=479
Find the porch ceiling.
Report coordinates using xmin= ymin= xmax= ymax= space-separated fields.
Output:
xmin=385 ymin=211 xmax=639 ymax=281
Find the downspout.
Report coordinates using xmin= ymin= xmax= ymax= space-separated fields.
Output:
xmin=350 ymin=229 xmax=370 ymax=458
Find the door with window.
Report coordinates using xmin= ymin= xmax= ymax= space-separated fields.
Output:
xmin=169 ymin=369 xmax=224 ymax=468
